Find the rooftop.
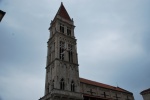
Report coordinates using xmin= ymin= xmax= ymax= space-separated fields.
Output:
xmin=54 ymin=2 xmax=71 ymax=21
xmin=141 ymin=88 xmax=150 ymax=94
xmin=80 ymin=77 xmax=132 ymax=94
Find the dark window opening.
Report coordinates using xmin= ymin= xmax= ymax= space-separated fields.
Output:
xmin=49 ymin=47 xmax=52 ymax=63
xmin=71 ymin=81 xmax=75 ymax=92
xmin=101 ymin=92 xmax=109 ymax=98
xmin=67 ymin=27 xmax=71 ymax=36
xmin=47 ymin=83 xmax=49 ymax=93
xmin=60 ymin=23 xmax=64 ymax=33
xmin=68 ymin=44 xmax=73 ymax=62
xmin=60 ymin=78 xmax=65 ymax=90
xmin=52 ymin=80 xmax=54 ymax=89
xmin=59 ymin=41 xmax=65 ymax=60
xmin=126 ymin=95 xmax=130 ymax=100
xmin=114 ymin=93 xmax=120 ymax=100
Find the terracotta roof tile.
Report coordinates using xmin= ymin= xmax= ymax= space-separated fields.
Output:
xmin=55 ymin=2 xmax=71 ymax=21
xmin=80 ymin=77 xmax=132 ymax=94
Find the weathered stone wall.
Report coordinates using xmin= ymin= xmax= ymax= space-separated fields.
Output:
xmin=80 ymin=82 xmax=134 ymax=100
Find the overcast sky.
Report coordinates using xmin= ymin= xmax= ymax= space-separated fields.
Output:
xmin=0 ymin=0 xmax=150 ymax=100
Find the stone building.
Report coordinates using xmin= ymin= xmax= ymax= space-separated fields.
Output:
xmin=39 ymin=3 xmax=134 ymax=100
xmin=140 ymin=88 xmax=150 ymax=100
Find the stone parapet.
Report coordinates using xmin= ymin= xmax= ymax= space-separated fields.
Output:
xmin=39 ymin=89 xmax=83 ymax=100
xmin=51 ymin=89 xmax=83 ymax=99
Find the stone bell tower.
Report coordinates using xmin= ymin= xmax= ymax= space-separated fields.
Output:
xmin=39 ymin=2 xmax=83 ymax=100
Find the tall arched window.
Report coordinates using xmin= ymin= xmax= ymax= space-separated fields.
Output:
xmin=60 ymin=78 xmax=65 ymax=90
xmin=59 ymin=41 xmax=65 ymax=60
xmin=60 ymin=23 xmax=64 ymax=33
xmin=52 ymin=80 xmax=54 ymax=89
xmin=68 ymin=44 xmax=73 ymax=62
xmin=71 ymin=80 xmax=75 ymax=92
xmin=47 ymin=83 xmax=50 ymax=94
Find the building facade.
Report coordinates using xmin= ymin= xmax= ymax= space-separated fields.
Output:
xmin=39 ymin=3 xmax=134 ymax=100
xmin=140 ymin=88 xmax=150 ymax=100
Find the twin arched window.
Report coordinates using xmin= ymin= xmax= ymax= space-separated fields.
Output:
xmin=60 ymin=79 xmax=75 ymax=92
xmin=59 ymin=23 xmax=71 ymax=36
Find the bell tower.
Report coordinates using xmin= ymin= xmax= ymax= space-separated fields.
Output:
xmin=39 ymin=2 xmax=83 ymax=100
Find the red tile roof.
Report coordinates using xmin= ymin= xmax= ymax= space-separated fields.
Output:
xmin=55 ymin=2 xmax=71 ymax=21
xmin=80 ymin=78 xmax=132 ymax=94
xmin=141 ymin=88 xmax=150 ymax=94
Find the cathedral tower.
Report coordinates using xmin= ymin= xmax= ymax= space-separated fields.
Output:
xmin=39 ymin=3 xmax=83 ymax=100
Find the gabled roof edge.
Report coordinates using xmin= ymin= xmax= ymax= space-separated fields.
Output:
xmin=80 ymin=77 xmax=133 ymax=94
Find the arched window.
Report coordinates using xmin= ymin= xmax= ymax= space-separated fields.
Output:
xmin=71 ymin=80 xmax=75 ymax=92
xmin=60 ymin=78 xmax=65 ymax=90
xmin=67 ymin=27 xmax=71 ymax=36
xmin=68 ymin=44 xmax=73 ymax=62
xmin=52 ymin=80 xmax=54 ymax=89
xmin=59 ymin=41 xmax=65 ymax=60
xmin=47 ymin=83 xmax=50 ymax=94
xmin=60 ymin=23 xmax=64 ymax=33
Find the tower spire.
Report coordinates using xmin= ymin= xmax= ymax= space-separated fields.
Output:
xmin=55 ymin=2 xmax=71 ymax=21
